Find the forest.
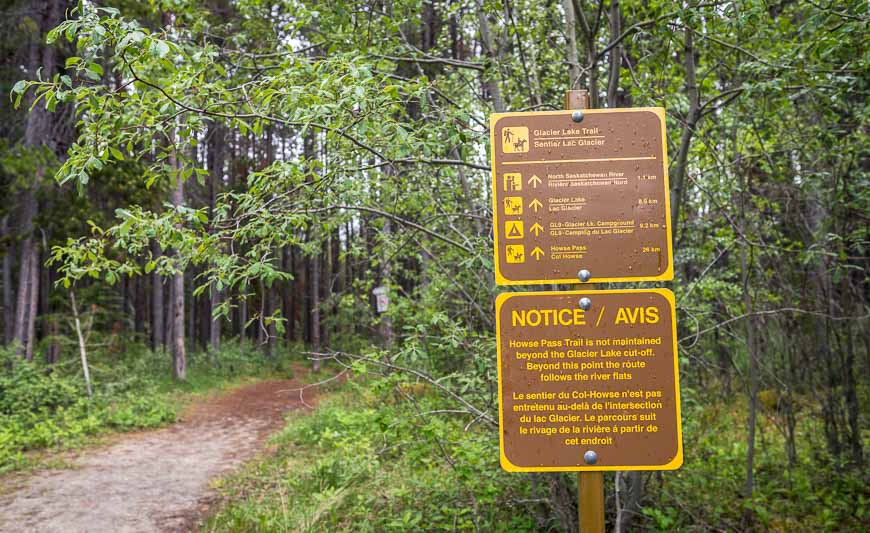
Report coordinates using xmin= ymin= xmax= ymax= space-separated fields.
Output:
xmin=0 ymin=0 xmax=867 ymax=531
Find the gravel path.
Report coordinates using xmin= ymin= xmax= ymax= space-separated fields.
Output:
xmin=0 ymin=378 xmax=312 ymax=533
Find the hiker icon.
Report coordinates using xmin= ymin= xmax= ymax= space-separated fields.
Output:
xmin=501 ymin=127 xmax=529 ymax=154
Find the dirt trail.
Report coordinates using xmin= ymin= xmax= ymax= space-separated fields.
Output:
xmin=0 ymin=378 xmax=315 ymax=533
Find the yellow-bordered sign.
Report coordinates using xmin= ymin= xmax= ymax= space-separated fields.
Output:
xmin=495 ymin=288 xmax=682 ymax=471
xmin=490 ymin=108 xmax=674 ymax=285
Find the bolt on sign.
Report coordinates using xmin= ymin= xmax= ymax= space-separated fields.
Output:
xmin=495 ymin=289 xmax=682 ymax=471
xmin=490 ymin=109 xmax=674 ymax=285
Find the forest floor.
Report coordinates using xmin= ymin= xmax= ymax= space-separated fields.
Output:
xmin=0 ymin=375 xmax=322 ymax=532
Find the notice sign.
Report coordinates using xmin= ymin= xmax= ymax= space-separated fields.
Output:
xmin=490 ymin=108 xmax=673 ymax=285
xmin=495 ymin=289 xmax=682 ymax=471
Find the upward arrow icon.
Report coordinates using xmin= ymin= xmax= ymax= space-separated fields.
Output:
xmin=529 ymin=199 xmax=543 ymax=213
xmin=530 ymin=247 xmax=545 ymax=260
xmin=531 ymin=223 xmax=544 ymax=236
xmin=528 ymin=175 xmax=542 ymax=188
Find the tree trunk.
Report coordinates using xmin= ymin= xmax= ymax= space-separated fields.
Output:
xmin=2 ymin=216 xmax=14 ymax=344
xmin=563 ymin=0 xmax=581 ymax=89
xmin=606 ymin=0 xmax=622 ymax=108
xmin=187 ymin=271 xmax=196 ymax=355
xmin=740 ymin=156 xmax=759 ymax=527
xmin=379 ymin=219 xmax=393 ymax=351
xmin=477 ymin=0 xmax=504 ymax=112
xmin=321 ymin=234 xmax=332 ymax=349
xmin=170 ymin=145 xmax=186 ymax=380
xmin=207 ymin=123 xmax=225 ymax=356
xmin=44 ymin=260 xmax=59 ymax=365
xmin=670 ymin=27 xmax=700 ymax=240
xmin=309 ymin=233 xmax=321 ymax=371
xmin=12 ymin=191 xmax=36 ymax=357
xmin=70 ymin=291 xmax=93 ymax=398
xmin=288 ymin=245 xmax=297 ymax=342
xmin=134 ymin=274 xmax=146 ymax=336
xmin=24 ymin=246 xmax=39 ymax=362
xmin=209 ymin=286 xmax=222 ymax=355
xmin=843 ymin=316 xmax=863 ymax=466
xmin=13 ymin=0 xmax=64 ymax=357
xmin=151 ymin=240 xmax=164 ymax=351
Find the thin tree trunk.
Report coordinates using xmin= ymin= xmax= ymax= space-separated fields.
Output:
xmin=310 ymin=232 xmax=321 ymax=371
xmin=379 ymin=219 xmax=393 ymax=351
xmin=209 ymin=286 xmax=221 ymax=354
xmin=2 ymin=215 xmax=14 ymax=344
xmin=563 ymin=0 xmax=581 ymax=89
xmin=670 ymin=27 xmax=700 ymax=240
xmin=170 ymin=144 xmax=186 ymax=380
xmin=44 ymin=260 xmax=59 ymax=365
xmin=24 ymin=246 xmax=39 ymax=362
xmin=12 ymin=194 xmax=35 ymax=356
xmin=239 ymin=294 xmax=248 ymax=344
xmin=70 ymin=290 xmax=93 ymax=398
xmin=288 ymin=245 xmax=297 ymax=342
xmin=187 ymin=271 xmax=196 ymax=354
xmin=477 ymin=0 xmax=504 ymax=112
xmin=844 ymin=317 xmax=863 ymax=466
xmin=322 ymin=234 xmax=332 ymax=349
xmin=606 ymin=0 xmax=622 ymax=107
xmin=151 ymin=240 xmax=164 ymax=351
xmin=741 ymin=168 xmax=759 ymax=527
xmin=14 ymin=0 xmax=63 ymax=357
xmin=134 ymin=274 xmax=146 ymax=336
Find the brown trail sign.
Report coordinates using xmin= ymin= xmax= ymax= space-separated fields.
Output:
xmin=495 ymin=289 xmax=682 ymax=471
xmin=490 ymin=109 xmax=674 ymax=285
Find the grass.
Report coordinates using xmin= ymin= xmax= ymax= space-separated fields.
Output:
xmin=202 ymin=375 xmax=868 ymax=532
xmin=0 ymin=338 xmax=303 ymax=475
xmin=202 ymin=374 xmax=539 ymax=532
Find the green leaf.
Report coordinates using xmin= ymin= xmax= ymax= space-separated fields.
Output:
xmin=150 ymin=40 xmax=170 ymax=58
xmin=11 ymin=80 xmax=26 ymax=95
xmin=118 ymin=31 xmax=146 ymax=50
xmin=87 ymin=63 xmax=104 ymax=78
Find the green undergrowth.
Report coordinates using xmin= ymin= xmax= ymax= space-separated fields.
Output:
xmin=203 ymin=375 xmax=867 ymax=532
xmin=0 ymin=339 xmax=301 ymax=474
xmin=203 ymin=374 xmax=538 ymax=532
xmin=654 ymin=385 xmax=868 ymax=532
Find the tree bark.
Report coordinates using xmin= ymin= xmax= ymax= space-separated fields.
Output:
xmin=24 ymin=246 xmax=39 ymax=362
xmin=309 ymin=230 xmax=321 ymax=371
xmin=670 ymin=27 xmax=700 ymax=240
xmin=477 ymin=0 xmax=505 ymax=112
xmin=2 ymin=216 xmax=15 ymax=344
xmin=740 ymin=149 xmax=759 ymax=528
xmin=151 ymin=240 xmax=164 ymax=351
xmin=288 ymin=245 xmax=297 ymax=342
xmin=13 ymin=191 xmax=36 ymax=357
xmin=207 ymin=123 xmax=225 ymax=356
xmin=563 ymin=0 xmax=582 ymax=89
xmin=70 ymin=291 xmax=93 ymax=398
xmin=13 ymin=0 xmax=64 ymax=357
xmin=606 ymin=0 xmax=622 ymax=108
xmin=170 ymin=144 xmax=186 ymax=380
xmin=379 ymin=219 xmax=394 ymax=351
